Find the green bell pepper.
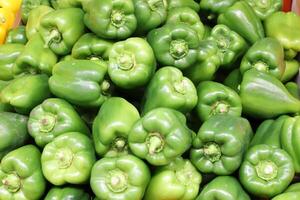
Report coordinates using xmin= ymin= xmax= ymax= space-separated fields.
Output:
xmin=165 ymin=7 xmax=205 ymax=41
xmin=144 ymin=157 xmax=202 ymax=200
xmin=50 ymin=0 xmax=82 ymax=9
xmin=245 ymin=0 xmax=282 ymax=20
xmin=240 ymin=69 xmax=300 ymax=118
xmin=28 ymin=98 xmax=90 ymax=147
xmin=0 ymin=81 xmax=12 ymax=112
xmin=49 ymin=60 xmax=112 ymax=107
xmin=286 ymin=82 xmax=300 ymax=99
xmin=190 ymin=115 xmax=253 ymax=175
xmin=282 ymin=60 xmax=299 ymax=83
xmin=13 ymin=34 xmax=57 ymax=76
xmin=90 ymin=155 xmax=150 ymax=200
xmin=272 ymin=192 xmax=300 ymax=200
xmin=72 ymin=33 xmax=113 ymax=62
xmin=108 ymin=37 xmax=156 ymax=89
xmin=207 ymin=24 xmax=248 ymax=68
xmin=0 ymin=145 xmax=46 ymax=200
xmin=196 ymin=176 xmax=251 ymax=200
xmin=5 ymin=26 xmax=27 ymax=44
xmin=21 ymin=0 xmax=50 ymax=24
xmin=45 ymin=187 xmax=90 ymax=200
xmin=218 ymin=1 xmax=265 ymax=44
xmin=0 ymin=43 xmax=24 ymax=81
xmin=0 ymin=74 xmax=51 ymax=114
xmin=39 ymin=8 xmax=85 ymax=56
xmin=223 ymin=68 xmax=242 ymax=93
xmin=142 ymin=66 xmax=198 ymax=114
xmin=93 ymin=97 xmax=140 ymax=157
xmin=83 ymin=0 xmax=137 ymax=40
xmin=133 ymin=0 xmax=167 ymax=34
xmin=166 ymin=0 xmax=199 ymax=12
xmin=128 ymin=108 xmax=193 ymax=166
xmin=265 ymin=12 xmax=300 ymax=60
xmin=239 ymin=144 xmax=294 ymax=198
xmin=240 ymin=37 xmax=285 ymax=79
xmin=147 ymin=23 xmax=200 ymax=70
xmin=184 ymin=40 xmax=221 ymax=84
xmin=196 ymin=81 xmax=242 ymax=122
xmin=0 ymin=112 xmax=28 ymax=159
xmin=285 ymin=183 xmax=300 ymax=193
xmin=41 ymin=132 xmax=96 ymax=185
xmin=25 ymin=5 xmax=54 ymax=40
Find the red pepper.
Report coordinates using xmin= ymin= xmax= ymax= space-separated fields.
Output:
xmin=282 ymin=0 xmax=292 ymax=12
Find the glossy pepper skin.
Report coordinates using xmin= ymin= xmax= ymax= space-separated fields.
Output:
xmin=285 ymin=82 xmax=300 ymax=99
xmin=239 ymin=144 xmax=294 ymax=198
xmin=25 ymin=5 xmax=54 ymax=40
xmin=39 ymin=8 xmax=85 ymax=56
xmin=218 ymin=1 xmax=265 ymax=44
xmin=142 ymin=66 xmax=198 ymax=115
xmin=272 ymin=192 xmax=300 ymax=200
xmin=0 ymin=81 xmax=12 ymax=111
xmin=245 ymin=0 xmax=282 ymax=20
xmin=190 ymin=115 xmax=253 ymax=175
xmin=223 ymin=68 xmax=242 ymax=93
xmin=49 ymin=60 xmax=112 ymax=107
xmin=199 ymin=0 xmax=238 ymax=21
xmin=21 ymin=0 xmax=50 ymax=24
xmin=5 ymin=26 xmax=27 ymax=44
xmin=147 ymin=23 xmax=200 ymax=70
xmin=196 ymin=81 xmax=242 ymax=122
xmin=133 ymin=0 xmax=167 ymax=34
xmin=93 ymin=97 xmax=140 ymax=157
xmin=265 ymin=12 xmax=300 ymax=60
xmin=83 ymin=0 xmax=137 ymax=40
xmin=13 ymin=34 xmax=57 ymax=76
xmin=90 ymin=155 xmax=150 ymax=200
xmin=0 ymin=112 xmax=29 ymax=159
xmin=50 ymin=0 xmax=82 ymax=9
xmin=0 ymin=145 xmax=46 ymax=200
xmin=72 ymin=33 xmax=113 ymax=62
xmin=42 ymin=132 xmax=96 ymax=186
xmin=0 ymin=43 xmax=24 ymax=81
xmin=0 ymin=0 xmax=22 ymax=14
xmin=0 ymin=74 xmax=51 ymax=114
xmin=28 ymin=98 xmax=90 ymax=147
xmin=240 ymin=38 xmax=285 ymax=80
xmin=45 ymin=187 xmax=90 ymax=200
xmin=207 ymin=24 xmax=248 ymax=68
xmin=108 ymin=37 xmax=156 ymax=89
xmin=196 ymin=176 xmax=250 ymax=200
xmin=240 ymin=69 xmax=300 ymax=118
xmin=128 ymin=108 xmax=193 ymax=166
xmin=282 ymin=60 xmax=300 ymax=83
xmin=166 ymin=0 xmax=199 ymax=12
xmin=144 ymin=157 xmax=202 ymax=200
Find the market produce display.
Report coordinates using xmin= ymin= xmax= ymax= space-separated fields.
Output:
xmin=0 ymin=0 xmax=300 ymax=199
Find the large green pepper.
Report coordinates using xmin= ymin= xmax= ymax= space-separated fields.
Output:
xmin=240 ymin=37 xmax=285 ymax=79
xmin=90 ymin=155 xmax=150 ymax=200
xmin=265 ymin=12 xmax=300 ymax=60
xmin=71 ymin=33 xmax=113 ymax=62
xmin=28 ymin=98 xmax=90 ymax=147
xmin=50 ymin=0 xmax=82 ymax=9
xmin=13 ymin=34 xmax=57 ymax=76
xmin=108 ymin=37 xmax=156 ymax=89
xmin=5 ymin=26 xmax=27 ymax=45
xmin=165 ymin=7 xmax=205 ymax=41
xmin=223 ymin=68 xmax=242 ymax=93
xmin=25 ymin=5 xmax=54 ymax=40
xmin=190 ymin=115 xmax=253 ymax=175
xmin=218 ymin=1 xmax=265 ymax=44
xmin=196 ymin=81 xmax=242 ymax=122
xmin=21 ymin=0 xmax=50 ymax=24
xmin=184 ymin=40 xmax=221 ymax=84
xmin=144 ymin=157 xmax=202 ymax=200
xmin=83 ymin=0 xmax=137 ymax=40
xmin=207 ymin=24 xmax=248 ymax=68
xmin=128 ymin=108 xmax=193 ymax=166
xmin=49 ymin=60 xmax=112 ymax=107
xmin=0 ymin=112 xmax=28 ymax=159
xmin=39 ymin=8 xmax=85 ymax=56
xmin=0 ymin=74 xmax=50 ymax=114
xmin=282 ymin=60 xmax=299 ymax=83
xmin=133 ymin=0 xmax=167 ymax=34
xmin=45 ymin=187 xmax=90 ymax=200
xmin=0 ymin=145 xmax=46 ymax=200
xmin=285 ymin=82 xmax=300 ymax=99
xmin=0 ymin=43 xmax=24 ymax=81
xmin=196 ymin=176 xmax=250 ymax=200
xmin=239 ymin=144 xmax=294 ymax=198
xmin=147 ymin=23 xmax=200 ymax=70
xmin=245 ymin=0 xmax=282 ymax=20
xmin=41 ymin=132 xmax=96 ymax=185
xmin=240 ymin=69 xmax=300 ymax=118
xmin=142 ymin=66 xmax=197 ymax=114
xmin=166 ymin=0 xmax=199 ymax=12
xmin=93 ymin=97 xmax=140 ymax=157
xmin=0 ymin=81 xmax=12 ymax=112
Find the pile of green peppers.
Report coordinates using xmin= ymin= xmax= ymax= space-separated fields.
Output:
xmin=1 ymin=0 xmax=300 ymax=199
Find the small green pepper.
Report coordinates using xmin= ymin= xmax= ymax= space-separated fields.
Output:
xmin=5 ymin=26 xmax=27 ymax=44
xmin=281 ymin=60 xmax=299 ymax=83
xmin=44 ymin=187 xmax=90 ymax=200
xmin=21 ymin=0 xmax=50 ymax=24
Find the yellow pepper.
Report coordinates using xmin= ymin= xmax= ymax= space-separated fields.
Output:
xmin=0 ymin=25 xmax=6 ymax=44
xmin=0 ymin=0 xmax=22 ymax=14
xmin=0 ymin=8 xmax=15 ymax=44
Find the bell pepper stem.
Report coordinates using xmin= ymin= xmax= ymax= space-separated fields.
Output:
xmin=147 ymin=133 xmax=164 ymax=155
xmin=255 ymin=160 xmax=278 ymax=181
xmin=44 ymin=29 xmax=62 ymax=48
xmin=2 ymin=174 xmax=21 ymax=193
xmin=55 ymin=148 xmax=74 ymax=169
xmin=39 ymin=113 xmax=56 ymax=133
xmin=106 ymin=169 xmax=128 ymax=192
xmin=203 ymin=142 xmax=221 ymax=163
